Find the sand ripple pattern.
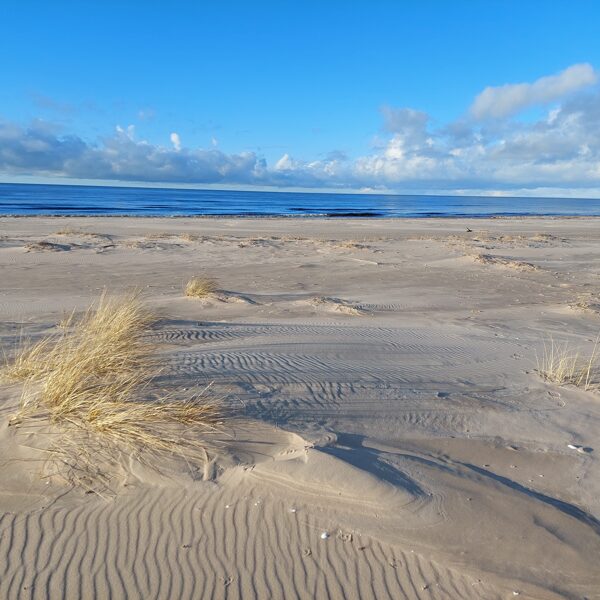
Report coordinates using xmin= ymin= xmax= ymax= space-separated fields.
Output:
xmin=152 ymin=321 xmax=520 ymax=439
xmin=152 ymin=322 xmax=487 ymax=346
xmin=0 ymin=484 xmax=499 ymax=600
xmin=162 ymin=323 xmax=515 ymax=389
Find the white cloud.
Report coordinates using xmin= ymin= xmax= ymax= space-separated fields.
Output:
xmin=170 ymin=132 xmax=181 ymax=151
xmin=116 ymin=124 xmax=136 ymax=140
xmin=350 ymin=91 xmax=600 ymax=191
xmin=3 ymin=64 xmax=600 ymax=196
xmin=0 ymin=120 xmax=267 ymax=184
xmin=470 ymin=63 xmax=597 ymax=120
xmin=381 ymin=106 xmax=429 ymax=141
xmin=274 ymin=153 xmax=296 ymax=170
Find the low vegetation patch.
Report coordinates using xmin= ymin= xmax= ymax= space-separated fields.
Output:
xmin=55 ymin=229 xmax=108 ymax=240
xmin=2 ymin=293 xmax=153 ymax=383
xmin=4 ymin=292 xmax=221 ymax=488
xmin=25 ymin=241 xmax=70 ymax=252
xmin=145 ymin=232 xmax=174 ymax=240
xmin=185 ymin=276 xmax=218 ymax=298
xmin=180 ymin=233 xmax=202 ymax=242
xmin=571 ymin=294 xmax=600 ymax=316
xmin=2 ymin=333 xmax=58 ymax=383
xmin=536 ymin=337 xmax=599 ymax=392
xmin=55 ymin=227 xmax=82 ymax=236
xmin=472 ymin=253 xmax=538 ymax=272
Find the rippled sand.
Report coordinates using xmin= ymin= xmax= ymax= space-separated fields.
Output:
xmin=1 ymin=216 xmax=599 ymax=599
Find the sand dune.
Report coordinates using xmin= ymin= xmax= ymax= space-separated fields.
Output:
xmin=1 ymin=216 xmax=600 ymax=599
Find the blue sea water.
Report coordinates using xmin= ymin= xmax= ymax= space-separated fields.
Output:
xmin=1 ymin=182 xmax=600 ymax=217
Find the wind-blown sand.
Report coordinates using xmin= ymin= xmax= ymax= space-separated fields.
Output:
xmin=1 ymin=216 xmax=599 ymax=599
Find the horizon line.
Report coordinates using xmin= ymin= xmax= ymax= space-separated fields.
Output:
xmin=2 ymin=178 xmax=600 ymax=202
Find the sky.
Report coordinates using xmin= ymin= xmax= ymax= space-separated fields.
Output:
xmin=1 ymin=0 xmax=600 ymax=196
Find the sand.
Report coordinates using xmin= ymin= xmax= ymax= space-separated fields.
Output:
xmin=1 ymin=216 xmax=599 ymax=599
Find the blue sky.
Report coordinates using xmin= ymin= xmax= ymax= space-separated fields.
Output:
xmin=1 ymin=1 xmax=600 ymax=195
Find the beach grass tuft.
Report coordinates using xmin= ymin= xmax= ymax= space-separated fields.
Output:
xmin=55 ymin=227 xmax=81 ymax=236
xmin=185 ymin=276 xmax=217 ymax=298
xmin=536 ymin=336 xmax=599 ymax=391
xmin=2 ymin=333 xmax=59 ymax=383
xmin=2 ymin=292 xmax=153 ymax=383
xmin=180 ymin=233 xmax=201 ymax=242
xmin=5 ymin=291 xmax=221 ymax=486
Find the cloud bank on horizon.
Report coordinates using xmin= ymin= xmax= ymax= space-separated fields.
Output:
xmin=1 ymin=63 xmax=600 ymax=196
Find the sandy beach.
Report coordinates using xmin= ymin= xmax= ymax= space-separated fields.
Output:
xmin=1 ymin=215 xmax=599 ymax=599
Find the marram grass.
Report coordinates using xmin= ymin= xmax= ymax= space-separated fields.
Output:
xmin=185 ymin=276 xmax=217 ymax=298
xmin=4 ymin=291 xmax=221 ymax=488
xmin=536 ymin=336 xmax=599 ymax=392
xmin=2 ymin=291 xmax=154 ymax=383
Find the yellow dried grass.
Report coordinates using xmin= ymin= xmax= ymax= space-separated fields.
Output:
xmin=2 ymin=292 xmax=154 ymax=382
xmin=185 ymin=277 xmax=217 ymax=298
xmin=55 ymin=227 xmax=81 ymax=235
xmin=180 ymin=233 xmax=201 ymax=242
xmin=536 ymin=336 xmax=599 ymax=392
xmin=1 ymin=334 xmax=58 ymax=382
xmin=5 ymin=291 xmax=222 ymax=486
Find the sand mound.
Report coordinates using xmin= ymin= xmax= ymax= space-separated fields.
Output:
xmin=25 ymin=240 xmax=71 ymax=252
xmin=302 ymin=296 xmax=366 ymax=315
xmin=471 ymin=253 xmax=539 ymax=271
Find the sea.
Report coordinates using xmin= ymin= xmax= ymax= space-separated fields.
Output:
xmin=1 ymin=182 xmax=600 ymax=218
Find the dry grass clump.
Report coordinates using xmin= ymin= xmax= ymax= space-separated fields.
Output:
xmin=180 ymin=233 xmax=202 ymax=242
xmin=472 ymin=253 xmax=538 ymax=272
xmin=55 ymin=229 xmax=107 ymax=239
xmin=25 ymin=240 xmax=69 ymax=252
xmin=145 ymin=232 xmax=174 ymax=240
xmin=55 ymin=227 xmax=103 ymax=236
xmin=5 ymin=292 xmax=221 ymax=486
xmin=1 ymin=334 xmax=58 ymax=383
xmin=530 ymin=233 xmax=559 ymax=243
xmin=185 ymin=277 xmax=218 ymax=298
xmin=330 ymin=240 xmax=369 ymax=250
xmin=2 ymin=293 xmax=153 ymax=383
xmin=536 ymin=337 xmax=599 ymax=392
xmin=123 ymin=239 xmax=146 ymax=249
xmin=571 ymin=294 xmax=600 ymax=316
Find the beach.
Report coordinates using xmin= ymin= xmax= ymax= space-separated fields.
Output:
xmin=1 ymin=215 xmax=599 ymax=599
